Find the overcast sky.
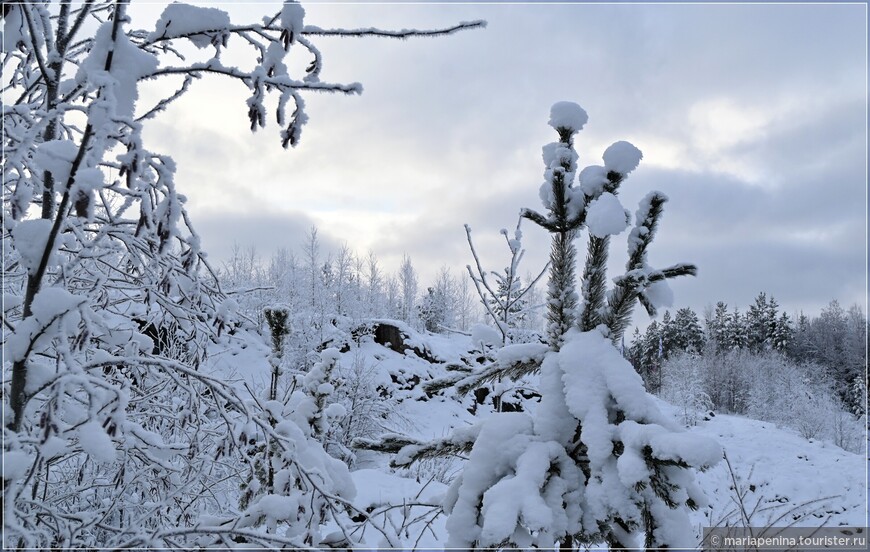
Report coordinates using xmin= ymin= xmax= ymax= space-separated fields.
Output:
xmin=138 ymin=1 xmax=867 ymax=321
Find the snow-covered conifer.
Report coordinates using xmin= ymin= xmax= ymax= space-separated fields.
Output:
xmin=724 ymin=308 xmax=749 ymax=350
xmin=705 ymin=301 xmax=730 ymax=352
xmin=399 ymin=254 xmax=419 ymax=326
xmin=396 ymin=103 xmax=720 ymax=550
xmin=418 ymin=286 xmax=448 ymax=333
xmin=671 ymin=307 xmax=705 ymax=354
xmin=772 ymin=311 xmax=794 ymax=352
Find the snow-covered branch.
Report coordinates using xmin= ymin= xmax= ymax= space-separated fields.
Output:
xmin=302 ymin=20 xmax=486 ymax=38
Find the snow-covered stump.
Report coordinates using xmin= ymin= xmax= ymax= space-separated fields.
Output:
xmin=398 ymin=102 xmax=720 ymax=550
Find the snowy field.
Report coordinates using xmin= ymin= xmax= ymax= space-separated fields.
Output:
xmin=225 ymin=325 xmax=867 ymax=549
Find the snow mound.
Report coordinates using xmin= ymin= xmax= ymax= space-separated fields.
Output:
xmin=649 ymin=397 xmax=867 ymax=529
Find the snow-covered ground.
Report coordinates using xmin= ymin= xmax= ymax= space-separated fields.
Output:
xmin=229 ymin=323 xmax=867 ymax=548
xmin=653 ymin=397 xmax=867 ymax=532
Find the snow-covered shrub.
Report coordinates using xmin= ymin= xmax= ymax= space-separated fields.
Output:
xmin=233 ymin=396 xmax=357 ymax=546
xmin=661 ymin=352 xmax=713 ymax=426
xmin=745 ymin=352 xmax=821 ymax=435
xmin=829 ymin=410 xmax=866 ymax=454
xmin=791 ymin=392 xmax=833 ymax=441
xmin=702 ymin=348 xmax=754 ymax=414
xmin=291 ymin=348 xmax=347 ymax=440
xmin=675 ymin=348 xmax=865 ymax=452
xmin=331 ymin=352 xmax=409 ymax=464
xmin=2 ymin=1 xmax=481 ymax=548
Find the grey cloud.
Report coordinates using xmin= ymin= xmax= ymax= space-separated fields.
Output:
xmin=624 ymin=166 xmax=865 ymax=316
xmin=192 ymin=210 xmax=344 ymax=267
xmin=138 ymin=2 xmax=865 ymax=320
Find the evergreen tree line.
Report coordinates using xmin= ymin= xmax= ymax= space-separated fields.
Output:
xmin=627 ymin=293 xmax=868 ymax=417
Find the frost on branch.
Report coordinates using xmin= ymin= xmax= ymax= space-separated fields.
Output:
xmin=136 ymin=0 xmax=484 ymax=148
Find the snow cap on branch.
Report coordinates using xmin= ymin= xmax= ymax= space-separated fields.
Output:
xmin=542 ymin=142 xmax=578 ymax=170
xmin=548 ymin=101 xmax=588 ymax=134
xmin=646 ymin=279 xmax=674 ymax=310
xmin=280 ymin=0 xmax=306 ymax=42
xmin=34 ymin=140 xmax=78 ymax=186
xmin=10 ymin=219 xmax=54 ymax=276
xmin=603 ymin=140 xmax=643 ymax=175
xmin=585 ymin=192 xmax=630 ymax=238
xmin=78 ymin=22 xmax=159 ymax=120
xmin=149 ymin=3 xmax=232 ymax=48
xmin=578 ymin=165 xmax=608 ymax=197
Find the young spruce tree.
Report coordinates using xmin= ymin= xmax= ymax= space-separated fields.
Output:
xmin=392 ymin=102 xmax=722 ymax=550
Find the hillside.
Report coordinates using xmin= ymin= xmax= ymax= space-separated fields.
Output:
xmin=219 ymin=322 xmax=867 ymax=548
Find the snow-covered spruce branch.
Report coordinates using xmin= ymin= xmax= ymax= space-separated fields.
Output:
xmin=353 ymin=425 xmax=480 ymax=469
xmin=597 ymin=192 xmax=697 ymax=341
xmin=393 ymin=427 xmax=480 ymax=468
xmin=453 ymin=342 xmax=549 ymax=395
xmin=454 ymin=358 xmax=541 ymax=396
xmin=601 ymin=191 xmax=669 ymax=340
xmin=421 ymin=372 xmax=468 ymax=395
xmin=575 ymin=167 xmax=631 ymax=333
xmin=352 ymin=434 xmax=423 ymax=455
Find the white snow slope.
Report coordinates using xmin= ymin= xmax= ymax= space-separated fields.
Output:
xmin=227 ymin=323 xmax=867 ymax=549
